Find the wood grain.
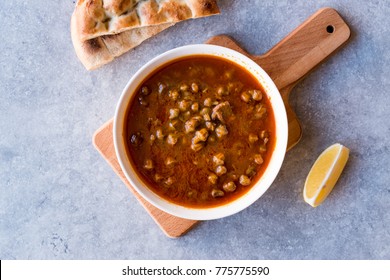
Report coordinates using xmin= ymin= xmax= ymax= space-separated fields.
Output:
xmin=93 ymin=120 xmax=198 ymax=238
xmin=206 ymin=8 xmax=350 ymax=149
xmin=93 ymin=8 xmax=350 ymax=237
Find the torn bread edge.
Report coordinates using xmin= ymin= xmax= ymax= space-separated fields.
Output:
xmin=71 ymin=14 xmax=174 ymax=70
xmin=70 ymin=0 xmax=220 ymax=70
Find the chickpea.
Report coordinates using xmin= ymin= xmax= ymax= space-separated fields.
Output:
xmin=167 ymin=134 xmax=178 ymax=145
xmin=191 ymin=82 xmax=199 ymax=93
xmin=217 ymin=86 xmax=227 ymax=96
xmin=143 ymin=159 xmax=154 ymax=170
xmin=205 ymin=121 xmax=215 ymax=131
xmin=130 ymin=132 xmax=143 ymax=146
xmin=260 ymin=130 xmax=269 ymax=139
xmin=154 ymin=173 xmax=163 ymax=182
xmin=208 ymin=173 xmax=218 ymax=185
xmin=254 ymin=104 xmax=267 ymax=119
xmin=203 ymin=113 xmax=211 ymax=122
xmin=224 ymin=70 xmax=234 ymax=80
xmin=211 ymin=189 xmax=224 ymax=198
xmin=180 ymin=84 xmax=189 ymax=91
xmin=251 ymin=89 xmax=263 ymax=101
xmin=204 ymin=97 xmax=213 ymax=107
xmin=150 ymin=134 xmax=156 ymax=144
xmin=246 ymin=166 xmax=256 ymax=177
xmin=158 ymin=82 xmax=167 ymax=94
xmin=213 ymin=153 xmax=225 ymax=166
xmin=165 ymin=157 xmax=176 ymax=167
xmin=248 ymin=133 xmax=259 ymax=144
xmin=191 ymin=142 xmax=204 ymax=152
xmin=254 ymin=154 xmax=264 ymax=165
xmin=182 ymin=90 xmax=193 ymax=100
xmin=215 ymin=165 xmax=227 ymax=176
xmin=223 ymin=181 xmax=237 ymax=192
xmin=185 ymin=117 xmax=202 ymax=133
xmin=169 ymin=108 xmax=180 ymax=119
xmin=259 ymin=144 xmax=267 ymax=153
xmin=200 ymin=107 xmax=210 ymax=115
xmin=191 ymin=102 xmax=199 ymax=112
xmin=194 ymin=128 xmax=209 ymax=142
xmin=169 ymin=89 xmax=180 ymax=101
xmin=168 ymin=120 xmax=179 ymax=131
xmin=141 ymin=86 xmax=150 ymax=95
xmin=215 ymin=125 xmax=228 ymax=138
xmin=156 ymin=128 xmax=164 ymax=140
xmin=164 ymin=177 xmax=175 ymax=186
xmin=187 ymin=189 xmax=197 ymax=198
xmin=179 ymin=100 xmax=191 ymax=111
xmin=239 ymin=175 xmax=251 ymax=186
xmin=241 ymin=91 xmax=251 ymax=103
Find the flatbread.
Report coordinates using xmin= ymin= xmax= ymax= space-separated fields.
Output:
xmin=73 ymin=0 xmax=220 ymax=41
xmin=71 ymin=0 xmax=220 ymax=70
xmin=71 ymin=14 xmax=174 ymax=70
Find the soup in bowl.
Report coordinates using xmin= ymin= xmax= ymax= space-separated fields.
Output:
xmin=114 ymin=45 xmax=287 ymax=220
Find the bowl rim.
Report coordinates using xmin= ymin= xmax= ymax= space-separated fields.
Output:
xmin=113 ymin=44 xmax=288 ymax=220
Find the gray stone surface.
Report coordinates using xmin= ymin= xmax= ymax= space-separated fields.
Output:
xmin=0 ymin=0 xmax=389 ymax=259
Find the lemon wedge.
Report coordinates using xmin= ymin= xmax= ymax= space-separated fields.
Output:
xmin=303 ymin=143 xmax=349 ymax=207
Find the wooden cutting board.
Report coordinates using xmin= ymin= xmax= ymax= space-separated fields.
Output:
xmin=93 ymin=8 xmax=351 ymax=238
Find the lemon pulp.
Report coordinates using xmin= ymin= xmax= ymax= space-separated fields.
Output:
xmin=304 ymin=143 xmax=349 ymax=207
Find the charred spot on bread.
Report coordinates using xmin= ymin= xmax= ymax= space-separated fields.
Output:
xmin=202 ymin=0 xmax=218 ymax=13
xmin=204 ymin=1 xmax=212 ymax=10
xmin=85 ymin=38 xmax=103 ymax=51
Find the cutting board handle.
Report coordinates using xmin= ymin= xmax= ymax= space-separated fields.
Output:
xmin=254 ymin=7 xmax=351 ymax=90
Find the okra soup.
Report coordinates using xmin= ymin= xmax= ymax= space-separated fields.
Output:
xmin=124 ymin=55 xmax=276 ymax=208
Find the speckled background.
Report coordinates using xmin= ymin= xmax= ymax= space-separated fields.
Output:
xmin=1 ymin=0 xmax=389 ymax=259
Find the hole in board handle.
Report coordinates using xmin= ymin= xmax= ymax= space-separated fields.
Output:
xmin=326 ymin=25 xmax=335 ymax=33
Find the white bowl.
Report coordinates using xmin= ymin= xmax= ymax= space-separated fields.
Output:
xmin=113 ymin=44 xmax=288 ymax=220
